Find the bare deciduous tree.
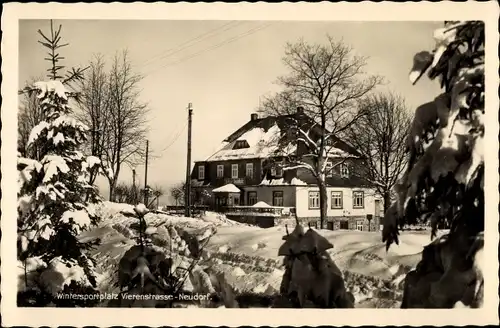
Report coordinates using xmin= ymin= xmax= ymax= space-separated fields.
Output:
xmin=18 ymin=77 xmax=45 ymax=159
xmin=113 ymin=182 xmax=141 ymax=204
xmin=343 ymin=92 xmax=412 ymax=213
xmin=170 ymin=182 xmax=186 ymax=206
xmin=105 ymin=51 xmax=149 ymax=200
xmin=75 ymin=54 xmax=110 ymax=185
xmin=77 ymin=50 xmax=149 ymax=200
xmin=260 ymin=36 xmax=383 ymax=228
xmin=151 ymin=185 xmax=165 ymax=209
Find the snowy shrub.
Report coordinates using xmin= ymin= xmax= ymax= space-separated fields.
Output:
xmin=383 ymin=21 xmax=484 ymax=308
xmin=112 ymin=223 xmax=135 ymax=238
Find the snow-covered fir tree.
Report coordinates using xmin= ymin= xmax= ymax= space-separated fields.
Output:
xmin=383 ymin=21 xmax=484 ymax=308
xmin=17 ymin=20 xmax=102 ymax=306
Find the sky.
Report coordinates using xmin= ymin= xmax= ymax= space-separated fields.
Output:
xmin=19 ymin=20 xmax=442 ymax=205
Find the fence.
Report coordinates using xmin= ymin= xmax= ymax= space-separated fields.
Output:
xmin=217 ymin=205 xmax=296 ymax=217
xmin=163 ymin=205 xmax=210 ymax=215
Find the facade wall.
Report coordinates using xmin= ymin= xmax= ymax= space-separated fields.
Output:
xmin=295 ymin=186 xmax=382 ymax=218
xmin=294 ymin=157 xmax=372 ymax=188
xmin=276 ymin=216 xmax=381 ymax=232
xmin=192 ymin=158 xmax=265 ymax=188
xmin=244 ymin=185 xmax=297 ymax=207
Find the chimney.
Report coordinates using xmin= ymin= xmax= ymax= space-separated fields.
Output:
xmin=251 ymin=113 xmax=259 ymax=121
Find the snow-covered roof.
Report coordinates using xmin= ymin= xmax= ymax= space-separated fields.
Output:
xmin=252 ymin=201 xmax=271 ymax=208
xmin=202 ymin=112 xmax=361 ymax=163
xmin=259 ymin=177 xmax=308 ymax=186
xmin=212 ymin=184 xmax=241 ymax=193
xmin=205 ymin=124 xmax=287 ymax=162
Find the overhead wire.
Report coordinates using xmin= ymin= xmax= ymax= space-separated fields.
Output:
xmin=138 ymin=20 xmax=244 ymax=69
xmin=143 ymin=22 xmax=276 ymax=76
xmin=143 ymin=22 xmax=277 ymax=163
xmin=149 ymin=120 xmax=189 ymax=160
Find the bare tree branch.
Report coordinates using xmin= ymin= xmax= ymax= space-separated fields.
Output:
xmin=18 ymin=76 xmax=46 ymax=159
xmin=342 ymin=91 xmax=412 ymax=212
xmin=259 ymin=35 xmax=382 ymax=228
xmin=76 ymin=50 xmax=149 ymax=199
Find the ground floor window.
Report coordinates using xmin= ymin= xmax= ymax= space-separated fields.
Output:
xmin=339 ymin=220 xmax=349 ymax=230
xmin=353 ymin=191 xmax=365 ymax=208
xmin=308 ymin=191 xmax=320 ymax=209
xmin=273 ymin=191 xmax=284 ymax=206
xmin=247 ymin=191 xmax=257 ymax=206
xmin=331 ymin=191 xmax=343 ymax=209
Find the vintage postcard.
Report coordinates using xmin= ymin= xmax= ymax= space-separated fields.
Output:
xmin=1 ymin=2 xmax=499 ymax=326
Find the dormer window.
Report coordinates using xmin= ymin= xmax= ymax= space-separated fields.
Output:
xmin=233 ymin=140 xmax=250 ymax=150
xmin=340 ymin=163 xmax=349 ymax=178
xmin=325 ymin=161 xmax=333 ymax=177
xmin=271 ymin=165 xmax=283 ymax=177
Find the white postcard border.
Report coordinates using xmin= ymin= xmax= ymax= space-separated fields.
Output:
xmin=2 ymin=2 xmax=499 ymax=326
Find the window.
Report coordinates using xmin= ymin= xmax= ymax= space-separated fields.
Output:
xmin=273 ymin=191 xmax=284 ymax=207
xmin=325 ymin=161 xmax=333 ymax=177
xmin=217 ymin=165 xmax=224 ymax=178
xmin=340 ymin=163 xmax=349 ymax=178
xmin=231 ymin=164 xmax=239 ymax=178
xmin=247 ymin=191 xmax=257 ymax=206
xmin=353 ymin=191 xmax=364 ymax=208
xmin=246 ymin=163 xmax=254 ymax=178
xmin=271 ymin=165 xmax=283 ymax=177
xmin=309 ymin=191 xmax=320 ymax=209
xmin=198 ymin=166 xmax=205 ymax=180
xmin=233 ymin=140 xmax=249 ymax=150
xmin=356 ymin=221 xmax=363 ymax=231
xmin=331 ymin=191 xmax=343 ymax=209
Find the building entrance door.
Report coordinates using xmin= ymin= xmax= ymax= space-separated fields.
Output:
xmin=327 ymin=222 xmax=334 ymax=230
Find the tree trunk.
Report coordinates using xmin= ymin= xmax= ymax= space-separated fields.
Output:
xmin=108 ymin=179 xmax=117 ymax=201
xmin=319 ymin=179 xmax=328 ymax=229
xmin=383 ymin=191 xmax=391 ymax=214
xmin=88 ymin=166 xmax=99 ymax=186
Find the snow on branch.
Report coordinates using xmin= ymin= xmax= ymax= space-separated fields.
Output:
xmin=283 ymin=161 xmax=316 ymax=175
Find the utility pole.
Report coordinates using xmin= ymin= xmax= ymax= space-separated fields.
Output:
xmin=185 ymin=103 xmax=193 ymax=217
xmin=132 ymin=167 xmax=137 ymax=205
xmin=144 ymin=140 xmax=149 ymax=206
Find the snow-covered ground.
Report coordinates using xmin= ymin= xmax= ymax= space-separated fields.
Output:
xmin=75 ymin=201 xmax=442 ymax=308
